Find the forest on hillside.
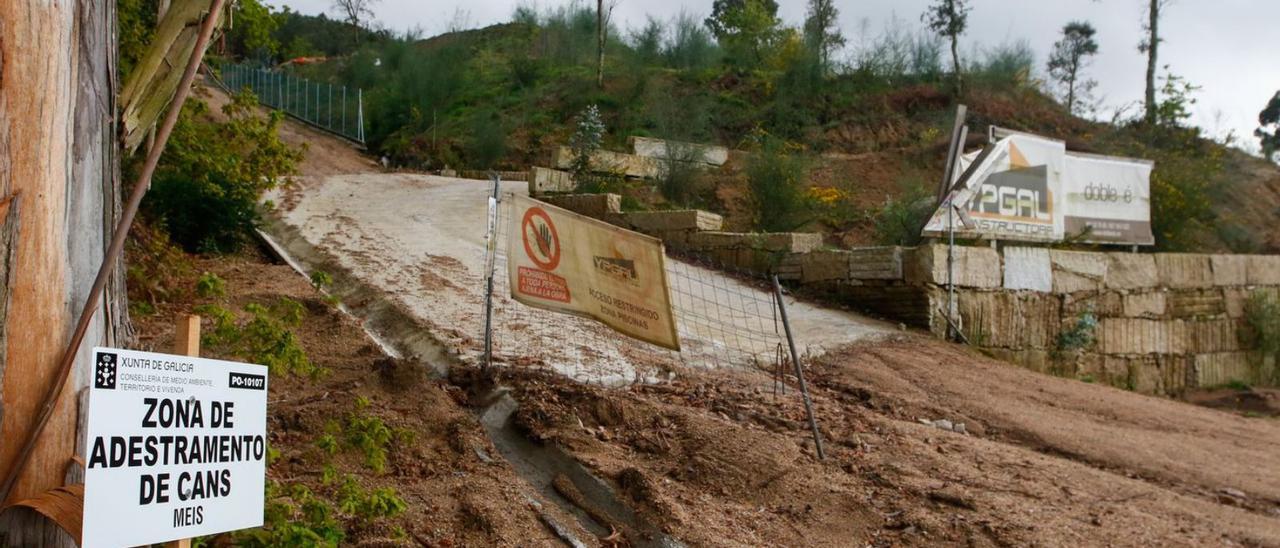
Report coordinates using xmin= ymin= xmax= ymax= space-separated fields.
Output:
xmin=123 ymin=0 xmax=1280 ymax=255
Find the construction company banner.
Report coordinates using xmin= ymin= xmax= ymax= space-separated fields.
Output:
xmin=82 ymin=348 xmax=268 ymax=548
xmin=924 ymin=129 xmax=1153 ymax=245
xmin=507 ymin=194 xmax=680 ymax=350
xmin=1062 ymin=152 xmax=1155 ymax=245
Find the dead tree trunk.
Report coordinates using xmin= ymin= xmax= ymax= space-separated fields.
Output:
xmin=596 ymin=0 xmax=605 ymax=89
xmin=1143 ymin=0 xmax=1160 ymax=125
xmin=0 ymin=0 xmax=125 ymax=544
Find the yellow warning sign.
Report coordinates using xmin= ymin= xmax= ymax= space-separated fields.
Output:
xmin=507 ymin=194 xmax=680 ymax=350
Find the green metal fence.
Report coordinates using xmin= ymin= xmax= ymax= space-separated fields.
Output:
xmin=215 ymin=62 xmax=366 ymax=144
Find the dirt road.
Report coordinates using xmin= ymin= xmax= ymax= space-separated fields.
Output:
xmin=208 ymin=81 xmax=1280 ymax=545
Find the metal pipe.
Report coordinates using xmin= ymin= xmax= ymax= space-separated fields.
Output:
xmin=0 ymin=0 xmax=227 ymax=504
xmin=771 ymin=275 xmax=825 ymax=460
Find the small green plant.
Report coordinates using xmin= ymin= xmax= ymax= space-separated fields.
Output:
xmin=130 ymin=300 xmax=157 ymax=317
xmin=1225 ymin=379 xmax=1253 ymax=391
xmin=196 ymin=298 xmax=318 ymax=377
xmin=309 ymin=270 xmax=333 ymax=291
xmin=335 ymin=475 xmax=407 ymax=527
xmin=323 ymin=397 xmax=408 ymax=474
xmin=196 ymin=271 xmax=227 ymax=298
xmin=1056 ymin=309 xmax=1098 ymax=354
xmin=231 ymin=482 xmax=346 ymax=547
xmin=316 ymin=433 xmax=339 ymax=455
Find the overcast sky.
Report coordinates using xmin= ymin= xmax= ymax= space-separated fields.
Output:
xmin=272 ymin=0 xmax=1280 ymax=151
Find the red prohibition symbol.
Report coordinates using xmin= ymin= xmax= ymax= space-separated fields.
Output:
xmin=521 ymin=206 xmax=561 ymax=271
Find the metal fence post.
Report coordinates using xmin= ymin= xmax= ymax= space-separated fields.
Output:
xmin=357 ymin=88 xmax=364 ymax=143
xmin=771 ymin=275 xmax=826 ymax=461
xmin=482 ymin=174 xmax=501 ymax=371
xmin=342 ymin=86 xmax=347 ymax=136
xmin=328 ymin=83 xmax=333 ymax=130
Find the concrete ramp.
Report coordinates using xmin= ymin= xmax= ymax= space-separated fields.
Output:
xmin=266 ymin=173 xmax=891 ymax=384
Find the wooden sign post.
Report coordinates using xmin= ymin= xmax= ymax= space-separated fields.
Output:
xmin=164 ymin=314 xmax=200 ymax=548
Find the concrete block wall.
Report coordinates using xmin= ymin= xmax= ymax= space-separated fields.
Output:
xmin=779 ymin=243 xmax=1279 ymax=395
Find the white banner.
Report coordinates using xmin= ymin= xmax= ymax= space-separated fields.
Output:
xmin=1062 ymin=152 xmax=1155 ymax=245
xmin=924 ymin=129 xmax=1153 ymax=246
xmin=83 ymin=348 xmax=268 ymax=548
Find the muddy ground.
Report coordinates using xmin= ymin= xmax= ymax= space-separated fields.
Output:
xmin=150 ymin=80 xmax=1280 ymax=546
xmin=130 ymin=243 xmax=1280 ymax=546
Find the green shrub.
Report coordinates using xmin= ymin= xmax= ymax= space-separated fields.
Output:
xmin=657 ymin=142 xmax=706 ymax=206
xmin=746 ymin=137 xmax=813 ymax=232
xmin=145 ymin=91 xmax=302 ymax=253
xmin=465 ymin=111 xmax=507 ymax=169
xmin=196 ymin=298 xmax=317 ymax=377
xmin=1243 ymin=290 xmax=1280 ymax=384
xmin=1057 ymin=309 xmax=1098 ymax=354
xmin=873 ymin=176 xmax=935 ymax=246
xmin=568 ymin=104 xmax=605 ymax=180
xmin=196 ymin=272 xmax=227 ymax=299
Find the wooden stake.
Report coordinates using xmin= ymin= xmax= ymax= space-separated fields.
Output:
xmin=174 ymin=314 xmax=200 ymax=357
xmin=164 ymin=315 xmax=200 ymax=548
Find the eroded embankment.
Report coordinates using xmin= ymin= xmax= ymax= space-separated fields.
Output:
xmin=258 ymin=215 xmax=688 ymax=547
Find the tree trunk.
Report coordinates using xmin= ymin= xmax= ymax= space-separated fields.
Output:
xmin=1144 ymin=0 xmax=1160 ymax=125
xmin=596 ymin=0 xmax=605 ymax=89
xmin=950 ymin=35 xmax=963 ymax=96
xmin=0 ymin=0 xmax=124 ymax=544
xmin=1067 ymin=66 xmax=1077 ymax=114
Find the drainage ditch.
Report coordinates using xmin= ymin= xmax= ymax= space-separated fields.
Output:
xmin=257 ymin=221 xmax=684 ymax=547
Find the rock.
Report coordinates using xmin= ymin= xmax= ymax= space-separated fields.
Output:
xmin=953 ymin=422 xmax=967 ymax=435
xmin=931 ymin=419 xmax=954 ymax=431
xmin=1220 ymin=487 xmax=1246 ymax=499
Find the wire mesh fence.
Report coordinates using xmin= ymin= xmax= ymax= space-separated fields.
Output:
xmin=214 ymin=62 xmax=365 ymax=144
xmin=479 ymin=185 xmax=793 ymax=386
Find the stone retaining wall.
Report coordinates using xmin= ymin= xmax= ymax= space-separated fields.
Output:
xmin=553 ymin=147 xmax=665 ymax=179
xmin=539 ymin=194 xmax=822 ymax=273
xmin=532 ymin=194 xmax=1278 ymax=394
xmin=781 ymin=244 xmax=1280 ymax=395
xmin=628 ymin=136 xmax=729 ymax=166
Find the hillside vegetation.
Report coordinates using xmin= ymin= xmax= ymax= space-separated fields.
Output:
xmin=211 ymin=0 xmax=1280 ymax=253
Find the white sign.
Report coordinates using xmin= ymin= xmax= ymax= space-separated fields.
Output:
xmin=924 ymin=129 xmax=1153 ymax=245
xmin=83 ymin=347 xmax=268 ymax=548
xmin=1062 ymin=152 xmax=1155 ymax=245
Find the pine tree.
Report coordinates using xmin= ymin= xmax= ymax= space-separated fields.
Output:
xmin=1047 ymin=21 xmax=1099 ymax=114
